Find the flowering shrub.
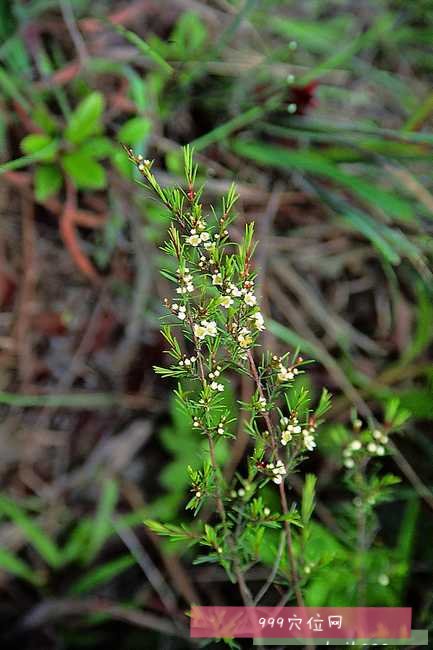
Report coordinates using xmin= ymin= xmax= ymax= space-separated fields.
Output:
xmin=128 ymin=146 xmax=333 ymax=607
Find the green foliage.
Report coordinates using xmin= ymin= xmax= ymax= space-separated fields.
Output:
xmin=129 ymin=147 xmax=332 ymax=606
xmin=0 ymin=495 xmax=62 ymax=569
xmin=65 ymin=92 xmax=105 ymax=144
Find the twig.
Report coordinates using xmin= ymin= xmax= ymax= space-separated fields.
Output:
xmin=59 ymin=0 xmax=88 ymax=64
xmin=19 ymin=598 xmax=189 ymax=639
xmin=254 ymin=530 xmax=286 ymax=605
xmin=14 ymin=196 xmax=37 ymax=389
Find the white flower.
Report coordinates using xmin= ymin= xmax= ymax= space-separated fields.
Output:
xmin=267 ymin=459 xmax=286 ymax=484
xmin=303 ymin=431 xmax=316 ymax=451
xmin=210 ymin=381 xmax=224 ymax=392
xmin=221 ymin=295 xmax=233 ymax=308
xmin=281 ymin=430 xmax=292 ymax=446
xmin=350 ymin=440 xmax=362 ymax=451
xmin=244 ymin=293 xmax=257 ymax=307
xmin=193 ymin=324 xmax=207 ymax=339
xmin=200 ymin=231 xmax=210 ymax=242
xmin=280 ymin=416 xmax=289 ymax=427
xmin=212 ymin=273 xmax=223 ymax=286
xmin=202 ymin=320 xmax=217 ymax=337
xmin=187 ymin=234 xmax=201 ymax=246
xmin=263 ymin=507 xmax=271 ymax=517
xmin=186 ymin=283 xmax=194 ymax=293
xmin=229 ymin=283 xmax=242 ymax=297
xmin=376 ymin=445 xmax=385 ymax=456
xmin=252 ymin=311 xmax=265 ymax=331
xmin=277 ymin=364 xmax=294 ymax=382
xmin=177 ymin=305 xmax=186 ymax=320
xmin=344 ymin=458 xmax=355 ymax=469
xmin=373 ymin=429 xmax=388 ymax=444
xmin=217 ymin=427 xmax=224 ymax=435
xmin=367 ymin=442 xmax=377 ymax=454
xmin=238 ymin=327 xmax=253 ymax=348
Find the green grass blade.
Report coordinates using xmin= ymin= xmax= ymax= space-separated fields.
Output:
xmin=83 ymin=478 xmax=119 ymax=564
xmin=0 ymin=495 xmax=62 ymax=568
xmin=0 ymin=548 xmax=42 ymax=585
xmin=68 ymin=554 xmax=135 ymax=595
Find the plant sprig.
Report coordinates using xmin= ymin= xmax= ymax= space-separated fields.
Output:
xmin=129 ymin=146 xmax=331 ymax=608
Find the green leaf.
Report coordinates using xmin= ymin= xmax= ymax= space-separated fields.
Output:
xmin=301 ymin=474 xmax=317 ymax=528
xmin=0 ymin=495 xmax=62 ymax=568
xmin=144 ymin=520 xmax=199 ymax=543
xmin=34 ymin=164 xmax=62 ymax=201
xmin=118 ymin=117 xmax=151 ymax=145
xmin=61 ymin=519 xmax=92 ymax=564
xmin=65 ymin=92 xmax=105 ymax=144
xmin=62 ymin=152 xmax=106 ymax=189
xmin=114 ymin=24 xmax=173 ymax=75
xmin=83 ymin=478 xmax=119 ymax=564
xmin=78 ymin=136 xmax=114 ymax=159
xmin=69 ymin=554 xmax=134 ymax=595
xmin=32 ymin=103 xmax=58 ymax=135
xmin=0 ymin=548 xmax=41 ymax=585
xmin=172 ymin=11 xmax=207 ymax=55
xmin=20 ymin=134 xmax=58 ymax=162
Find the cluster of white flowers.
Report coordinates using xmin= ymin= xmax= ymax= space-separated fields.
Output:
xmin=186 ymin=224 xmax=210 ymax=247
xmin=277 ymin=361 xmax=299 ymax=383
xmin=373 ymin=429 xmax=389 ymax=445
xmin=216 ymin=415 xmax=227 ymax=436
xmin=176 ymin=267 xmax=194 ymax=294
xmin=343 ymin=430 xmax=388 ymax=469
xmin=210 ymin=381 xmax=224 ymax=392
xmin=280 ymin=415 xmax=301 ymax=446
xmin=303 ymin=426 xmax=316 ymax=451
xmin=226 ymin=282 xmax=242 ymax=298
xmin=237 ymin=326 xmax=253 ymax=348
xmin=172 ymin=303 xmax=186 ymax=320
xmin=267 ymin=459 xmax=287 ymax=485
xmin=367 ymin=441 xmax=386 ymax=456
xmin=343 ymin=439 xmax=362 ymax=468
xmin=136 ymin=154 xmax=151 ymax=171
xmin=179 ymin=355 xmax=196 ymax=367
xmin=209 ymin=366 xmax=222 ymax=380
xmin=251 ymin=311 xmax=265 ymax=331
xmin=193 ymin=320 xmax=217 ymax=339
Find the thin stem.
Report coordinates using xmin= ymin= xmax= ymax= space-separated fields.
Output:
xmin=191 ymin=322 xmax=255 ymax=607
xmin=247 ymin=350 xmax=305 ymax=609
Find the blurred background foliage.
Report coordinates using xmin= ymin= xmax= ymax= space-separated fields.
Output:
xmin=0 ymin=0 xmax=433 ymax=648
